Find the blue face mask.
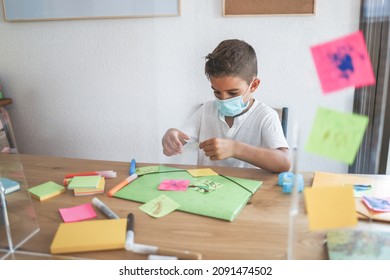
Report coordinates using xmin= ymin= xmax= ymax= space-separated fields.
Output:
xmin=215 ymin=82 xmax=252 ymax=117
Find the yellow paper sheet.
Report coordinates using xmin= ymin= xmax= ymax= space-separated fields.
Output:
xmin=304 ymin=185 xmax=358 ymax=230
xmin=312 ymin=172 xmax=390 ymax=223
xmin=50 ymin=218 xmax=126 ymax=254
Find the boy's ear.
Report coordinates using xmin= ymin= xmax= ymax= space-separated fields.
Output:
xmin=250 ymin=78 xmax=261 ymax=92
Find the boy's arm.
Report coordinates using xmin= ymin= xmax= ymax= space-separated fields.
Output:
xmin=162 ymin=128 xmax=190 ymax=156
xmin=162 ymin=104 xmax=204 ymax=157
xmin=234 ymin=141 xmax=291 ymax=173
xmin=199 ymin=138 xmax=290 ymax=173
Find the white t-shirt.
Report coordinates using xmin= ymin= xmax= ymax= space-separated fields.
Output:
xmin=180 ymin=99 xmax=289 ymax=168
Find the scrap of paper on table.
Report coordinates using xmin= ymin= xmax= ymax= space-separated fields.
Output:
xmin=139 ymin=194 xmax=180 ymax=218
xmin=59 ymin=203 xmax=97 ymax=222
xmin=189 ymin=179 xmax=223 ymax=193
xmin=305 ymin=107 xmax=369 ymax=165
xmin=310 ymin=30 xmax=375 ymax=94
xmin=304 ymin=185 xmax=358 ymax=230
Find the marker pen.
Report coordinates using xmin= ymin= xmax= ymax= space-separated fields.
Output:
xmin=107 ymin=173 xmax=138 ymax=197
xmin=125 ymin=213 xmax=135 ymax=251
xmin=131 ymin=243 xmax=202 ymax=260
xmin=148 ymin=255 xmax=178 ymax=260
xmin=65 ymin=170 xmax=117 ymax=179
xmin=92 ymin=197 xmax=120 ymax=219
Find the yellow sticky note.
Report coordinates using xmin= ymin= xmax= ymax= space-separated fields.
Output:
xmin=50 ymin=219 xmax=126 ymax=254
xmin=187 ymin=168 xmax=218 ymax=177
xmin=304 ymin=185 xmax=358 ymax=230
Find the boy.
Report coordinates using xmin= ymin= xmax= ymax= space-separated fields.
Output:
xmin=162 ymin=39 xmax=290 ymax=173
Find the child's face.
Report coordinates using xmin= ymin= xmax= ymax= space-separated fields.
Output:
xmin=210 ymin=76 xmax=259 ymax=103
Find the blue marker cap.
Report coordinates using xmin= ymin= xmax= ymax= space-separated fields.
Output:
xmin=129 ymin=159 xmax=136 ymax=175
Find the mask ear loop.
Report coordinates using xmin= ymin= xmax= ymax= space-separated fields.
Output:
xmin=242 ymin=79 xmax=255 ymax=105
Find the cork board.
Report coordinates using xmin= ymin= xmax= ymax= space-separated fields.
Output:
xmin=223 ymin=0 xmax=315 ymax=16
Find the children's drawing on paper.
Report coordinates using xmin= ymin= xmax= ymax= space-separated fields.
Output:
xmin=311 ymin=31 xmax=375 ymax=94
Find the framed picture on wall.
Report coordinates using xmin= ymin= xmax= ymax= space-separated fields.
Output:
xmin=2 ymin=0 xmax=181 ymax=22
xmin=223 ymin=0 xmax=316 ymax=16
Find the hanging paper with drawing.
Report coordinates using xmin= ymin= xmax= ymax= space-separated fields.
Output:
xmin=310 ymin=30 xmax=375 ymax=94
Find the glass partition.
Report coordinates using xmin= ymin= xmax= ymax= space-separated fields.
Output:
xmin=0 ymin=159 xmax=40 ymax=259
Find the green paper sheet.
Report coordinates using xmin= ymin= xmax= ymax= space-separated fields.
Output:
xmin=305 ymin=107 xmax=369 ymax=164
xmin=114 ymin=170 xmax=262 ymax=222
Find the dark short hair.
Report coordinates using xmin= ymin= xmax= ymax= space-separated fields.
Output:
xmin=205 ymin=39 xmax=258 ymax=84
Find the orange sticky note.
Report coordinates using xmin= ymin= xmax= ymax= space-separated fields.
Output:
xmin=304 ymin=185 xmax=358 ymax=230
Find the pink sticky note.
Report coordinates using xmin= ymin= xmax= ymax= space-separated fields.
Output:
xmin=158 ymin=180 xmax=189 ymax=191
xmin=311 ymin=31 xmax=375 ymax=94
xmin=59 ymin=203 xmax=97 ymax=222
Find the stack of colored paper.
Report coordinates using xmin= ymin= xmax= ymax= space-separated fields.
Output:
xmin=67 ymin=175 xmax=105 ymax=196
xmin=0 ymin=177 xmax=21 ymax=195
xmin=28 ymin=181 xmax=65 ymax=201
xmin=50 ymin=218 xmax=126 ymax=254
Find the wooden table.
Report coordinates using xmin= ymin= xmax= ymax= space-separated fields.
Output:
xmin=1 ymin=153 xmax=328 ymax=260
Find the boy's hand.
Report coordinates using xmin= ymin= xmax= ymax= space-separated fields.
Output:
xmin=199 ymin=138 xmax=235 ymax=161
xmin=162 ymin=128 xmax=190 ymax=156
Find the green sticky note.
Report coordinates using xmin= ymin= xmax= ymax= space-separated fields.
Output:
xmin=67 ymin=175 xmax=101 ymax=189
xmin=305 ymin=107 xmax=369 ymax=164
xmin=28 ymin=181 xmax=65 ymax=201
xmin=135 ymin=165 xmax=183 ymax=176
xmin=139 ymin=194 xmax=180 ymax=218
xmin=135 ymin=166 xmax=160 ymax=176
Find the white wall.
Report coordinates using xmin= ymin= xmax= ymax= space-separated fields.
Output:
xmin=0 ymin=0 xmax=361 ymax=172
